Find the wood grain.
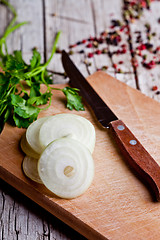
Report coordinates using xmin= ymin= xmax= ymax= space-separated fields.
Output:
xmin=1 ymin=72 xmax=160 ymax=239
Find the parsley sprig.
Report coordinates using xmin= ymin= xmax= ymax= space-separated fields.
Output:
xmin=0 ymin=1 xmax=84 ymax=133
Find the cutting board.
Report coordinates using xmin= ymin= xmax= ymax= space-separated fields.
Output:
xmin=1 ymin=71 xmax=160 ymax=240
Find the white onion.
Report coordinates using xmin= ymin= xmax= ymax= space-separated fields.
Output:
xmin=20 ymin=133 xmax=40 ymax=158
xmin=39 ymin=113 xmax=96 ymax=153
xmin=22 ymin=156 xmax=42 ymax=183
xmin=38 ymin=138 xmax=94 ymax=199
xmin=26 ymin=116 xmax=50 ymax=154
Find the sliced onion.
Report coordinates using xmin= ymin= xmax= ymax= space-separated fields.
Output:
xmin=26 ymin=116 xmax=50 ymax=154
xmin=22 ymin=155 xmax=42 ymax=183
xmin=38 ymin=138 xmax=94 ymax=199
xmin=20 ymin=133 xmax=40 ymax=158
xmin=39 ymin=113 xmax=96 ymax=153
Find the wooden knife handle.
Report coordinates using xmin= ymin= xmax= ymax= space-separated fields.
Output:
xmin=109 ymin=119 xmax=160 ymax=201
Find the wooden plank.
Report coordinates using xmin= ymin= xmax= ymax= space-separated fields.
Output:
xmin=45 ymin=0 xmax=95 ymax=83
xmin=6 ymin=0 xmax=44 ymax=63
xmin=129 ymin=1 xmax=160 ymax=100
xmin=0 ymin=3 xmax=7 ymax=36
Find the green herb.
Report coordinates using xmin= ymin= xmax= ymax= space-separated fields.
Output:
xmin=0 ymin=1 xmax=84 ymax=133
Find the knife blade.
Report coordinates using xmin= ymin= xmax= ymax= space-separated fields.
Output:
xmin=62 ymin=50 xmax=160 ymax=201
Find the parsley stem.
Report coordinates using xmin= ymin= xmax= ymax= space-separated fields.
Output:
xmin=24 ymin=31 xmax=61 ymax=85
xmin=0 ymin=1 xmax=28 ymax=57
xmin=44 ymin=31 xmax=61 ymax=68
xmin=50 ymin=87 xmax=63 ymax=91
xmin=39 ymin=94 xmax=52 ymax=111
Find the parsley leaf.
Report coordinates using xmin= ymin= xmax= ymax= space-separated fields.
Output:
xmin=62 ymin=87 xmax=85 ymax=111
xmin=30 ymin=48 xmax=41 ymax=69
xmin=27 ymin=91 xmax=52 ymax=106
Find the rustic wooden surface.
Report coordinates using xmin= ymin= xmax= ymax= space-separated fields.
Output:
xmin=1 ymin=0 xmax=160 ymax=239
xmin=2 ymin=72 xmax=160 ymax=240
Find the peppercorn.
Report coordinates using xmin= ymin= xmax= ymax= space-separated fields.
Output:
xmin=95 ymin=50 xmax=102 ymax=55
xmin=87 ymin=52 xmax=94 ymax=58
xmin=86 ymin=43 xmax=93 ymax=48
xmin=152 ymin=86 xmax=158 ymax=91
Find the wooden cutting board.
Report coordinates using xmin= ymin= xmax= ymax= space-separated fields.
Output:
xmin=1 ymin=71 xmax=160 ymax=240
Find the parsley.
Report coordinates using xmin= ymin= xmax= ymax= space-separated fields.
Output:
xmin=0 ymin=1 xmax=84 ymax=133
xmin=62 ymin=87 xmax=84 ymax=111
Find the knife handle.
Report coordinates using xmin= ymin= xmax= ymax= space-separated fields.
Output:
xmin=109 ymin=119 xmax=160 ymax=201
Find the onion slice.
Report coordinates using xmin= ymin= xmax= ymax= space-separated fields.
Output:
xmin=22 ymin=156 xmax=42 ymax=183
xmin=38 ymin=138 xmax=94 ymax=199
xmin=39 ymin=113 xmax=96 ymax=153
xmin=26 ymin=116 xmax=50 ymax=154
xmin=20 ymin=133 xmax=40 ymax=158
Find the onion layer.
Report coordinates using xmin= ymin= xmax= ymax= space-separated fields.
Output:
xmin=39 ymin=113 xmax=96 ymax=153
xmin=20 ymin=133 xmax=40 ymax=158
xmin=26 ymin=116 xmax=50 ymax=154
xmin=38 ymin=138 xmax=94 ymax=199
xmin=22 ymin=156 xmax=42 ymax=183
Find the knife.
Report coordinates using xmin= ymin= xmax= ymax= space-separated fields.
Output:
xmin=62 ymin=50 xmax=160 ymax=201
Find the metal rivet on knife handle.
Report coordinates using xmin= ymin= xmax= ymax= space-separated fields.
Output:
xmin=109 ymin=119 xmax=160 ymax=201
xmin=117 ymin=125 xmax=125 ymax=131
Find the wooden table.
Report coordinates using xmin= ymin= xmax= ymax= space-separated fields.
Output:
xmin=1 ymin=0 xmax=160 ymax=239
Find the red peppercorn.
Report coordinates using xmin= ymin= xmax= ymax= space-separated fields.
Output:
xmin=119 ymin=61 xmax=123 ymax=64
xmin=113 ymin=63 xmax=117 ymax=69
xmin=121 ymin=48 xmax=127 ymax=54
xmin=150 ymin=60 xmax=156 ymax=66
xmin=141 ymin=1 xmax=146 ymax=8
xmin=86 ymin=43 xmax=93 ymax=48
xmin=82 ymin=39 xmax=87 ymax=44
xmin=137 ymin=44 xmax=146 ymax=50
xmin=88 ymin=52 xmax=94 ymax=58
xmin=121 ymin=44 xmax=126 ymax=48
xmin=95 ymin=50 xmax=102 ymax=55
xmin=152 ymin=86 xmax=158 ymax=91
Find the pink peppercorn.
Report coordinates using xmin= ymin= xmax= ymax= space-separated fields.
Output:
xmin=121 ymin=44 xmax=126 ymax=48
xmin=152 ymin=85 xmax=158 ymax=91
xmin=95 ymin=50 xmax=102 ymax=55
xmin=138 ymin=44 xmax=146 ymax=50
xmin=86 ymin=43 xmax=93 ymax=48
xmin=88 ymin=52 xmax=94 ymax=58
xmin=141 ymin=0 xmax=146 ymax=7
xmin=82 ymin=39 xmax=87 ymax=44
xmin=113 ymin=63 xmax=117 ymax=69
xmin=121 ymin=48 xmax=127 ymax=54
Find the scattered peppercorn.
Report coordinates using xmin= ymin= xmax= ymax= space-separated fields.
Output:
xmin=152 ymin=85 xmax=158 ymax=91
xmin=87 ymin=52 xmax=94 ymax=58
xmin=65 ymin=0 xmax=158 ymax=83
